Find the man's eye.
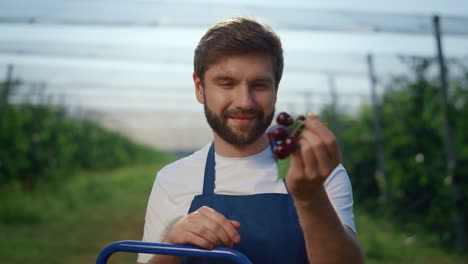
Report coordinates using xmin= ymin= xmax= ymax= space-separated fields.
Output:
xmin=219 ymin=82 xmax=233 ymax=87
xmin=254 ymin=83 xmax=269 ymax=90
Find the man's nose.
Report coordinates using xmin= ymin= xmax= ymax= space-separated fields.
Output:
xmin=233 ymin=85 xmax=255 ymax=110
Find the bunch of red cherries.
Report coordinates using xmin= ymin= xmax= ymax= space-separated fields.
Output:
xmin=267 ymin=112 xmax=307 ymax=160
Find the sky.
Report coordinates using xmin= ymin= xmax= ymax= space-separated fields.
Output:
xmin=1 ymin=0 xmax=468 ymax=149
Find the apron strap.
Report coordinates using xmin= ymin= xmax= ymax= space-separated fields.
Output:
xmin=202 ymin=142 xmax=216 ymax=195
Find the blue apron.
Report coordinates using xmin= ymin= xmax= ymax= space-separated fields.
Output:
xmin=182 ymin=142 xmax=308 ymax=264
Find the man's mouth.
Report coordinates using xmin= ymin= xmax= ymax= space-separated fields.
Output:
xmin=229 ymin=115 xmax=257 ymax=126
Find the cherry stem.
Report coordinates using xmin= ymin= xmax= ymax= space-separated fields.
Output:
xmin=288 ymin=120 xmax=305 ymax=136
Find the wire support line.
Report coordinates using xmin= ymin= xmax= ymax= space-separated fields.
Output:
xmin=1 ymin=4 xmax=468 ymax=35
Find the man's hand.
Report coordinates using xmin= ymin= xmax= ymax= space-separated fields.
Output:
xmin=286 ymin=115 xmax=341 ymax=203
xmin=163 ymin=206 xmax=241 ymax=249
xmin=283 ymin=116 xmax=364 ymax=264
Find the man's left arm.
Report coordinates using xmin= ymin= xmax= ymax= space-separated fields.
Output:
xmin=293 ymin=185 xmax=364 ymax=264
xmin=286 ymin=117 xmax=364 ymax=264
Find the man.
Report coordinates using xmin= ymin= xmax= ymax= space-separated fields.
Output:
xmin=137 ymin=17 xmax=364 ymax=264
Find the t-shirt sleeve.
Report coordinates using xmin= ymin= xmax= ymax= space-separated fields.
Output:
xmin=137 ymin=173 xmax=166 ymax=263
xmin=323 ymin=164 xmax=357 ymax=234
xmin=137 ymin=172 xmax=185 ymax=263
xmin=136 ymin=148 xmax=207 ymax=263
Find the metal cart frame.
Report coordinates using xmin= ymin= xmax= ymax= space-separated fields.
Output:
xmin=96 ymin=240 xmax=253 ymax=264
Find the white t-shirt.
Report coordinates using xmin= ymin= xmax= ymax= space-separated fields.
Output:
xmin=137 ymin=142 xmax=356 ymax=263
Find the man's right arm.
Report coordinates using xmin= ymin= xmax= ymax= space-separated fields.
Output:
xmin=138 ymin=206 xmax=241 ymax=264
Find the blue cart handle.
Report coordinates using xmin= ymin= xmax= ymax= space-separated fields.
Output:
xmin=96 ymin=240 xmax=253 ymax=264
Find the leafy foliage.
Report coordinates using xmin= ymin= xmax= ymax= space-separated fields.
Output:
xmin=0 ymin=82 xmax=167 ymax=190
xmin=322 ymin=58 xmax=468 ymax=249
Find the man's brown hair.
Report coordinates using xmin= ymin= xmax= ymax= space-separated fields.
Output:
xmin=194 ymin=17 xmax=284 ymax=88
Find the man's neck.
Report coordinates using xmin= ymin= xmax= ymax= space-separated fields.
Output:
xmin=213 ymin=133 xmax=270 ymax=158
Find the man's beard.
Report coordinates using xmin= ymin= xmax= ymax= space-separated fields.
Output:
xmin=203 ymin=100 xmax=275 ymax=146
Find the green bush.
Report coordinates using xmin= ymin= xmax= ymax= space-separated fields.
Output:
xmin=0 ymin=82 xmax=166 ymax=190
xmin=324 ymin=58 xmax=468 ymax=250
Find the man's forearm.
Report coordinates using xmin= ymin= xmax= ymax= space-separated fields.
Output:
xmin=294 ymin=186 xmax=364 ymax=264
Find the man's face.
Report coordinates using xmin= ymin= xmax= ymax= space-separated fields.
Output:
xmin=194 ymin=54 xmax=277 ymax=146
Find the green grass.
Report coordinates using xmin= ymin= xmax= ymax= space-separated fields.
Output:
xmin=356 ymin=207 xmax=467 ymax=264
xmin=0 ymin=157 xmax=174 ymax=264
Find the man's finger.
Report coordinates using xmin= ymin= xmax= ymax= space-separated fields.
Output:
xmin=289 ymin=145 xmax=305 ymax=172
xmin=304 ymin=119 xmax=341 ymax=164
xmin=199 ymin=213 xmax=235 ymax=247
xmin=229 ymin=220 xmax=241 ymax=229
xmin=301 ymin=130 xmax=335 ymax=177
xmin=297 ymin=137 xmax=319 ymax=175
xmin=198 ymin=206 xmax=240 ymax=244
xmin=182 ymin=231 xmax=215 ymax=249
xmin=188 ymin=215 xmax=226 ymax=247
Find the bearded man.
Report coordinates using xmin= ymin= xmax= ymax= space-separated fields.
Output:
xmin=137 ymin=17 xmax=364 ymax=264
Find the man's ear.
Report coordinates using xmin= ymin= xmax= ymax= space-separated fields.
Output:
xmin=193 ymin=73 xmax=205 ymax=104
